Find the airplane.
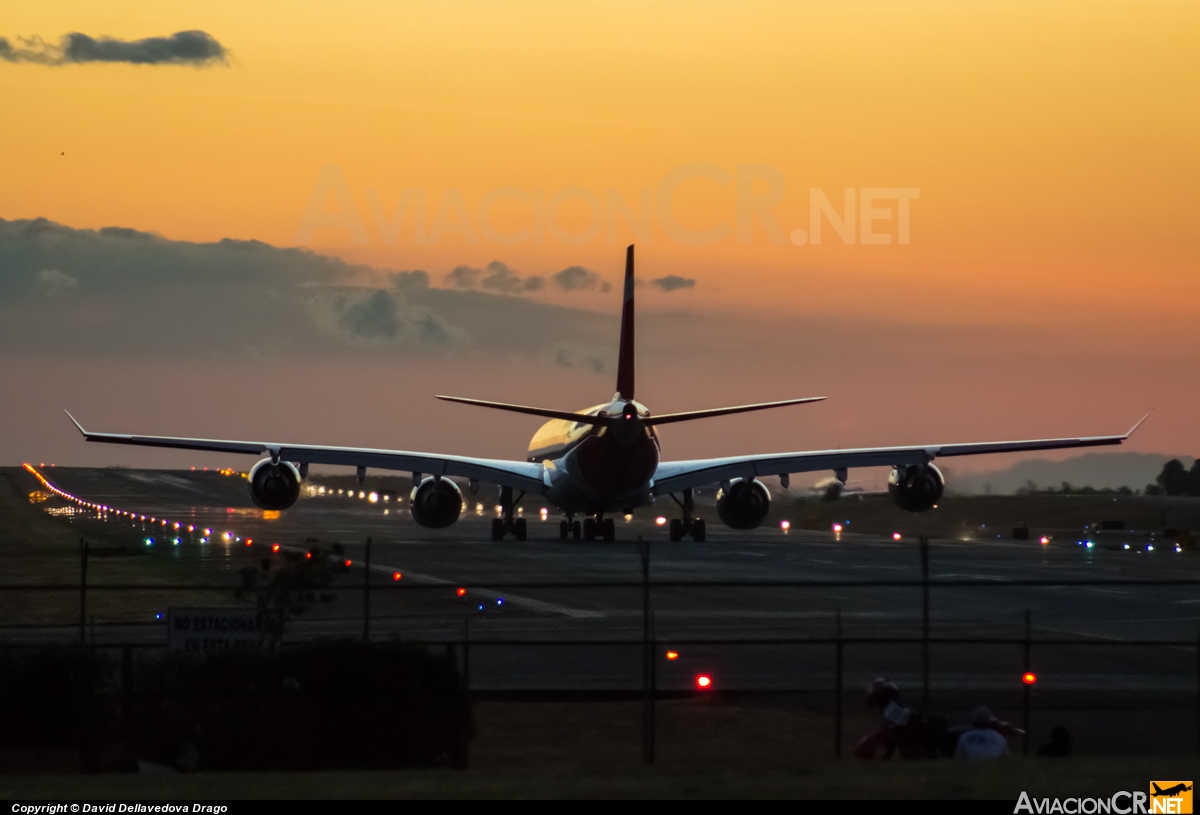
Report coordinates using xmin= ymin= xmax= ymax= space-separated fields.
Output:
xmin=65 ymin=245 xmax=1147 ymax=544
xmin=1152 ymin=783 xmax=1192 ymax=797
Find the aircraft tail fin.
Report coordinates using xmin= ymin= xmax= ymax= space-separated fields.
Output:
xmin=615 ymin=244 xmax=635 ymax=400
xmin=1153 ymin=784 xmax=1164 ymax=794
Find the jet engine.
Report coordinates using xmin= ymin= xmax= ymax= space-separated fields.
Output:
xmin=247 ymin=458 xmax=302 ymax=510
xmin=716 ymin=477 xmax=772 ymax=529
xmin=888 ymin=463 xmax=945 ymax=513
xmin=409 ymin=476 xmax=464 ymax=528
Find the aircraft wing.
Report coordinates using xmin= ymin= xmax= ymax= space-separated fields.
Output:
xmin=65 ymin=412 xmax=547 ymax=494
xmin=651 ymin=416 xmax=1148 ymax=495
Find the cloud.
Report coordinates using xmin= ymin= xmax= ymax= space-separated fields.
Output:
xmin=551 ymin=265 xmax=611 ymax=293
xmin=651 ymin=275 xmax=696 ymax=292
xmin=314 ymin=288 xmax=468 ymax=347
xmin=545 ymin=342 xmax=612 ymax=373
xmin=0 ymin=217 xmax=624 ymax=363
xmin=32 ymin=268 xmax=78 ymax=297
xmin=443 ymin=260 xmax=543 ymax=293
xmin=0 ymin=30 xmax=227 ymax=66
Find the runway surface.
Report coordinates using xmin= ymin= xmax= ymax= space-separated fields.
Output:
xmin=10 ymin=466 xmax=1200 ymax=702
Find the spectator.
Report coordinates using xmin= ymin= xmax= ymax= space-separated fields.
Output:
xmin=1037 ymin=726 xmax=1072 ymax=757
xmin=956 ymin=707 xmax=1011 ymax=759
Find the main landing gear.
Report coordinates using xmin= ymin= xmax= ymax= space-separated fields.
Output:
xmin=668 ymin=488 xmax=706 ymax=542
xmin=490 ymin=486 xmax=527 ymax=541
xmin=558 ymin=514 xmax=615 ymax=541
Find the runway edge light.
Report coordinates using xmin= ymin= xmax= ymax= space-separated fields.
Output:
xmin=1022 ymin=672 xmax=1037 ymax=685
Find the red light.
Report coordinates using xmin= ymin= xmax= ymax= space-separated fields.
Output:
xmin=344 ymin=559 xmax=352 ymax=567
xmin=695 ymin=674 xmax=712 ymax=689
xmin=245 ymin=540 xmax=252 ymax=547
xmin=305 ymin=552 xmax=312 ymax=559
xmin=456 ymin=587 xmax=466 ymax=596
xmin=271 ymin=544 xmax=280 ymax=552
xmin=1022 ymin=672 xmax=1037 ymax=685
xmin=892 ymin=532 xmax=902 ymax=541
xmin=665 ymin=650 xmax=679 ymax=661
xmin=393 ymin=572 xmax=402 ymax=581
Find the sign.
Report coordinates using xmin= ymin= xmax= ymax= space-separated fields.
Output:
xmin=167 ymin=607 xmax=263 ymax=654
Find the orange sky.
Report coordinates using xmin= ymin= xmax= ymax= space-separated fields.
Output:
xmin=2 ymin=0 xmax=1198 ymax=467
xmin=4 ymin=0 xmax=1197 ymax=319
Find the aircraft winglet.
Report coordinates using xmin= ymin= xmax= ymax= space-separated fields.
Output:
xmin=64 ymin=410 xmax=88 ymax=438
xmin=1125 ymin=412 xmax=1151 ymax=438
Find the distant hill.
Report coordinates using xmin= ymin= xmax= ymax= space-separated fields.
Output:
xmin=947 ymin=452 xmax=1195 ymax=495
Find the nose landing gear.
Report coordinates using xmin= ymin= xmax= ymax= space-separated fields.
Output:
xmin=560 ymin=514 xmax=615 ymax=541
xmin=668 ymin=489 xmax=707 ymax=542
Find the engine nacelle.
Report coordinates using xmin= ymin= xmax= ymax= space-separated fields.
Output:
xmin=247 ymin=458 xmax=302 ymax=510
xmin=888 ymin=463 xmax=945 ymax=513
xmin=409 ymin=477 xmax=463 ymax=528
xmin=716 ymin=477 xmax=772 ymax=530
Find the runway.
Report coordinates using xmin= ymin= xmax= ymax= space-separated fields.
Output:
xmin=9 ymin=466 xmax=1200 ymax=700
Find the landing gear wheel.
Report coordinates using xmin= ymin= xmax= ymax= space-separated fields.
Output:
xmin=602 ymin=518 xmax=616 ymax=541
xmin=692 ymin=519 xmax=706 ymax=542
xmin=669 ymin=518 xmax=683 ymax=542
xmin=572 ymin=521 xmax=581 ymax=539
xmin=583 ymin=518 xmax=597 ymax=541
xmin=490 ymin=518 xmax=504 ymax=541
xmin=514 ymin=518 xmax=527 ymax=541
xmin=559 ymin=520 xmax=569 ymax=540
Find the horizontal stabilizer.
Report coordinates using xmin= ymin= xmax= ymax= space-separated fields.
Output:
xmin=435 ymin=396 xmax=613 ymax=426
xmin=643 ymin=397 xmax=826 ymax=426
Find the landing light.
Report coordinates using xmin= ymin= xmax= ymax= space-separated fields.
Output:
xmin=892 ymin=532 xmax=902 ymax=541
xmin=832 ymin=524 xmax=843 ymax=533
xmin=624 ymin=513 xmax=633 ymax=522
xmin=655 ymin=517 xmax=667 ymax=526
xmin=368 ymin=492 xmax=379 ymax=503
xmin=1040 ymin=536 xmax=1050 ymax=545
xmin=780 ymin=520 xmax=790 ymax=532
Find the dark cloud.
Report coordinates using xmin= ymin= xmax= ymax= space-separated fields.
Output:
xmin=546 ymin=343 xmax=612 ymax=373
xmin=443 ymin=260 xmax=543 ymax=293
xmin=651 ymin=275 xmax=696 ymax=292
xmin=0 ymin=30 xmax=227 ymax=66
xmin=0 ymin=217 xmax=622 ymax=363
xmin=321 ymin=289 xmax=464 ymax=347
xmin=551 ymin=265 xmax=612 ymax=293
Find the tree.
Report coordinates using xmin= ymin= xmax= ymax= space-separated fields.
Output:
xmin=236 ymin=544 xmax=348 ymax=650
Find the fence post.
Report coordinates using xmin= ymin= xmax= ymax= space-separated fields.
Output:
xmin=463 ymin=614 xmax=470 ymax=691
xmin=835 ymin=607 xmax=843 ymax=759
xmin=362 ymin=536 xmax=371 ymax=643
xmin=79 ymin=538 xmax=88 ymax=647
xmin=641 ymin=535 xmax=654 ymax=765
xmin=920 ymin=534 xmax=930 ymax=709
xmin=1023 ymin=608 xmax=1032 ymax=756
xmin=649 ymin=610 xmax=657 ymax=765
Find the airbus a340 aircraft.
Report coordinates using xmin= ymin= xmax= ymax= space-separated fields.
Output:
xmin=67 ymin=246 xmax=1145 ymax=543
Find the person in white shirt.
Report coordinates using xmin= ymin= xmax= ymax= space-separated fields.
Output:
xmin=955 ymin=707 xmax=1011 ymax=759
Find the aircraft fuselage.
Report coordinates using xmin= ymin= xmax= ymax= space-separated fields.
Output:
xmin=527 ymin=397 xmax=660 ymax=514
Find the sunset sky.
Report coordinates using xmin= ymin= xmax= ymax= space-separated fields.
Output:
xmin=2 ymin=0 xmax=1197 ymax=477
